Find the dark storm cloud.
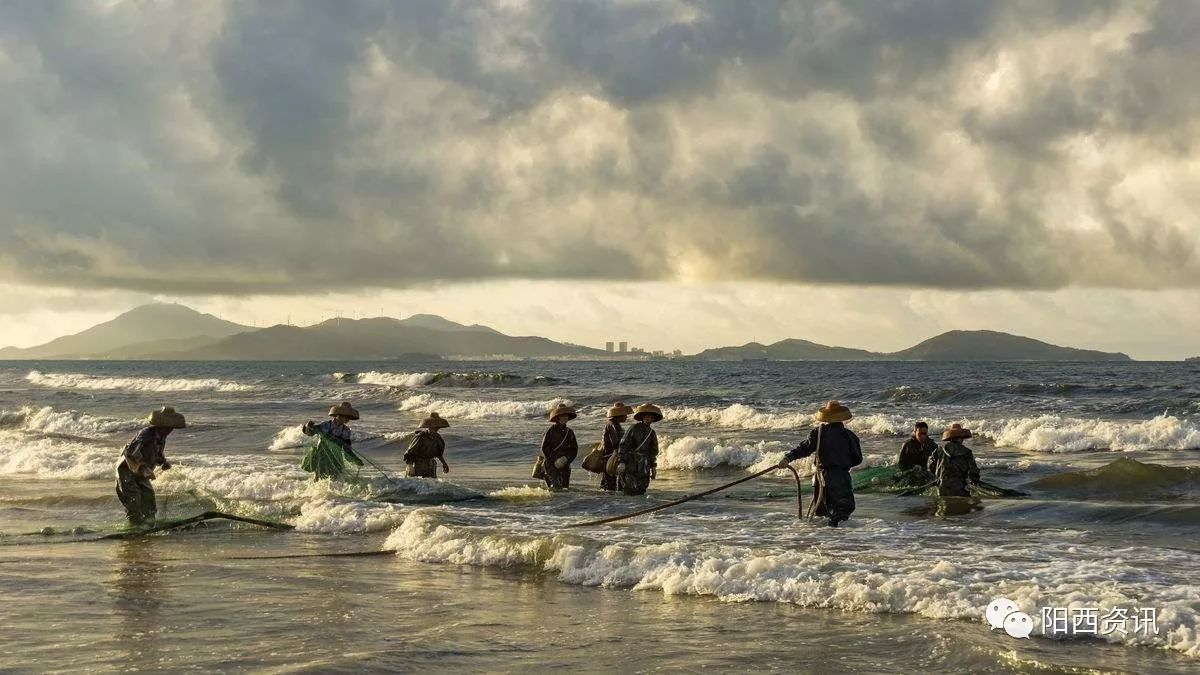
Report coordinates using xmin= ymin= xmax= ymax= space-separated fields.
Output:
xmin=0 ymin=0 xmax=1196 ymax=293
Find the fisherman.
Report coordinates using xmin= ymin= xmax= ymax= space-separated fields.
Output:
xmin=404 ymin=412 xmax=451 ymax=478
xmin=300 ymin=401 xmax=363 ymax=479
xmin=930 ymin=423 xmax=981 ymax=497
xmin=116 ymin=406 xmax=186 ymax=527
xmin=599 ymin=402 xmax=633 ymax=491
xmin=538 ymin=404 xmax=579 ymax=490
xmin=897 ymin=421 xmax=938 ymax=471
xmin=615 ymin=403 xmax=662 ymax=496
xmin=776 ymin=400 xmax=863 ymax=527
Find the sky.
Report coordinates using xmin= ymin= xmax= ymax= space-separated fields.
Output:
xmin=1 ymin=1 xmax=1197 ymax=359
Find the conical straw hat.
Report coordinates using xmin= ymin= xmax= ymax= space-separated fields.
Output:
xmin=942 ymin=423 xmax=972 ymax=441
xmin=814 ymin=400 xmax=852 ymax=423
xmin=633 ymin=403 xmax=663 ymax=423
xmin=548 ymin=404 xmax=577 ymax=422
xmin=328 ymin=401 xmax=360 ymax=420
xmin=148 ymin=406 xmax=187 ymax=429
xmin=420 ymin=412 xmax=449 ymax=429
xmin=607 ymin=402 xmax=634 ymax=419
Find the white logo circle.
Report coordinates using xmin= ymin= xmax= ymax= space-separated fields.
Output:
xmin=1004 ymin=611 xmax=1034 ymax=638
xmin=986 ymin=597 xmax=1020 ymax=630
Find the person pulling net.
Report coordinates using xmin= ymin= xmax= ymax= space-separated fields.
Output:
xmin=300 ymin=401 xmax=364 ymax=480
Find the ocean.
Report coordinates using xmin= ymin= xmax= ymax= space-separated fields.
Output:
xmin=1 ymin=360 xmax=1198 ymax=672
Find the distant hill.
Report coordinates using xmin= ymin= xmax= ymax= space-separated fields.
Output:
xmin=1186 ymin=356 xmax=1199 ymax=363
xmin=0 ymin=304 xmax=250 ymax=359
xmin=693 ymin=339 xmax=881 ymax=361
xmin=161 ymin=317 xmax=604 ymax=360
xmin=890 ymin=330 xmax=1130 ymax=361
xmin=694 ymin=330 xmax=1131 ymax=362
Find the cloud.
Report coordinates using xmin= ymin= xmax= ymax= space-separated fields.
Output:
xmin=0 ymin=0 xmax=1197 ymax=293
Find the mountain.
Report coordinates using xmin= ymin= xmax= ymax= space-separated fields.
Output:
xmin=161 ymin=317 xmax=604 ymax=360
xmin=0 ymin=304 xmax=251 ymax=359
xmin=888 ymin=330 xmax=1130 ymax=361
xmin=692 ymin=339 xmax=881 ymax=361
xmin=694 ymin=330 xmax=1131 ymax=362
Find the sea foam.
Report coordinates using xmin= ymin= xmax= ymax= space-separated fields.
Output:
xmin=396 ymin=393 xmax=574 ymax=420
xmin=25 ymin=370 xmax=255 ymax=393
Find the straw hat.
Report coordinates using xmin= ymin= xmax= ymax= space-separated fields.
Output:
xmin=607 ymin=402 xmax=634 ymax=419
xmin=814 ymin=400 xmax=852 ymax=423
xmin=548 ymin=404 xmax=577 ymax=422
xmin=148 ymin=406 xmax=187 ymax=429
xmin=328 ymin=401 xmax=360 ymax=420
xmin=420 ymin=412 xmax=449 ymax=430
xmin=633 ymin=403 xmax=663 ymax=423
xmin=942 ymin=423 xmax=972 ymax=441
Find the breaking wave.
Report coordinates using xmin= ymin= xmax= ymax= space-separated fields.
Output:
xmin=964 ymin=414 xmax=1200 ymax=453
xmin=335 ymin=371 xmax=566 ymax=389
xmin=385 ymin=509 xmax=1199 ymax=658
xmin=0 ymin=406 xmax=141 ymax=438
xmin=658 ymin=436 xmax=790 ymax=470
xmin=0 ymin=436 xmax=116 ymax=480
xmin=25 ymin=370 xmax=255 ymax=393
xmin=1032 ymin=458 xmax=1200 ymax=498
xmin=396 ymin=393 xmax=574 ymax=420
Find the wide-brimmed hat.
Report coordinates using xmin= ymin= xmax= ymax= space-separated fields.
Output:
xmin=942 ymin=423 xmax=972 ymax=441
xmin=148 ymin=406 xmax=187 ymax=429
xmin=607 ymin=402 xmax=634 ymax=419
xmin=548 ymin=404 xmax=577 ymax=422
xmin=633 ymin=403 xmax=663 ymax=423
xmin=814 ymin=400 xmax=852 ymax=423
xmin=420 ymin=412 xmax=449 ymax=430
xmin=328 ymin=401 xmax=360 ymax=420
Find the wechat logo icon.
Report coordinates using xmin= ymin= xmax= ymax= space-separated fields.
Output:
xmin=986 ymin=597 xmax=1033 ymax=639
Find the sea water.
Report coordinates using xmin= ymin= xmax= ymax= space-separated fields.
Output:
xmin=1 ymin=360 xmax=1197 ymax=672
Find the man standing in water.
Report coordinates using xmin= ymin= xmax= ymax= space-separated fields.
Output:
xmin=616 ymin=403 xmax=662 ymax=496
xmin=777 ymin=400 xmax=863 ymax=527
xmin=116 ymin=406 xmax=186 ymax=527
xmin=930 ymin=423 xmax=981 ymax=497
xmin=300 ymin=401 xmax=362 ymax=479
xmin=405 ymin=412 xmax=451 ymax=478
xmin=539 ymin=404 xmax=579 ymax=489
xmin=599 ymin=402 xmax=633 ymax=491
xmin=897 ymin=421 xmax=937 ymax=471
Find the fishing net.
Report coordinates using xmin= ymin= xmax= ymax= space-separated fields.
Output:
xmin=850 ymin=466 xmax=1027 ymax=497
xmin=300 ymin=434 xmax=363 ymax=480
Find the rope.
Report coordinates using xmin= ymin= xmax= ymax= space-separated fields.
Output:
xmin=566 ymin=464 xmax=804 ymax=528
xmin=98 ymin=511 xmax=294 ymax=540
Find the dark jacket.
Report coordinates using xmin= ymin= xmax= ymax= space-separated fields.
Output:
xmin=601 ymin=421 xmax=623 ymax=458
xmin=897 ymin=437 xmax=938 ymax=471
xmin=121 ymin=427 xmax=169 ymax=477
xmin=404 ymin=429 xmax=445 ymax=463
xmin=783 ymin=423 xmax=863 ymax=470
xmin=540 ymin=424 xmax=578 ymax=465
xmin=618 ymin=421 xmax=659 ymax=467
xmin=931 ymin=440 xmax=981 ymax=497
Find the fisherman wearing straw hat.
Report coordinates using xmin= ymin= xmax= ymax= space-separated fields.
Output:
xmin=616 ymin=403 xmax=662 ymax=496
xmin=116 ymin=406 xmax=186 ymax=526
xmin=930 ymin=424 xmax=981 ymax=497
xmin=598 ymin=402 xmax=634 ymax=491
xmin=303 ymin=401 xmax=358 ymax=450
xmin=300 ymin=401 xmax=364 ymax=479
xmin=537 ymin=404 xmax=579 ymax=489
xmin=404 ymin=412 xmax=451 ymax=478
xmin=776 ymin=400 xmax=863 ymax=527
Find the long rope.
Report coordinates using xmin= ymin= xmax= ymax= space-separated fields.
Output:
xmin=566 ymin=464 xmax=804 ymax=528
xmin=353 ymin=451 xmax=401 ymax=486
xmin=99 ymin=511 xmax=294 ymax=540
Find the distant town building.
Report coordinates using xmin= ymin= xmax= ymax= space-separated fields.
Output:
xmin=652 ymin=350 xmax=664 ymax=357
xmin=605 ymin=341 xmax=614 ymax=352
xmin=618 ymin=341 xmax=628 ymax=353
xmin=672 ymin=349 xmax=683 ymax=357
